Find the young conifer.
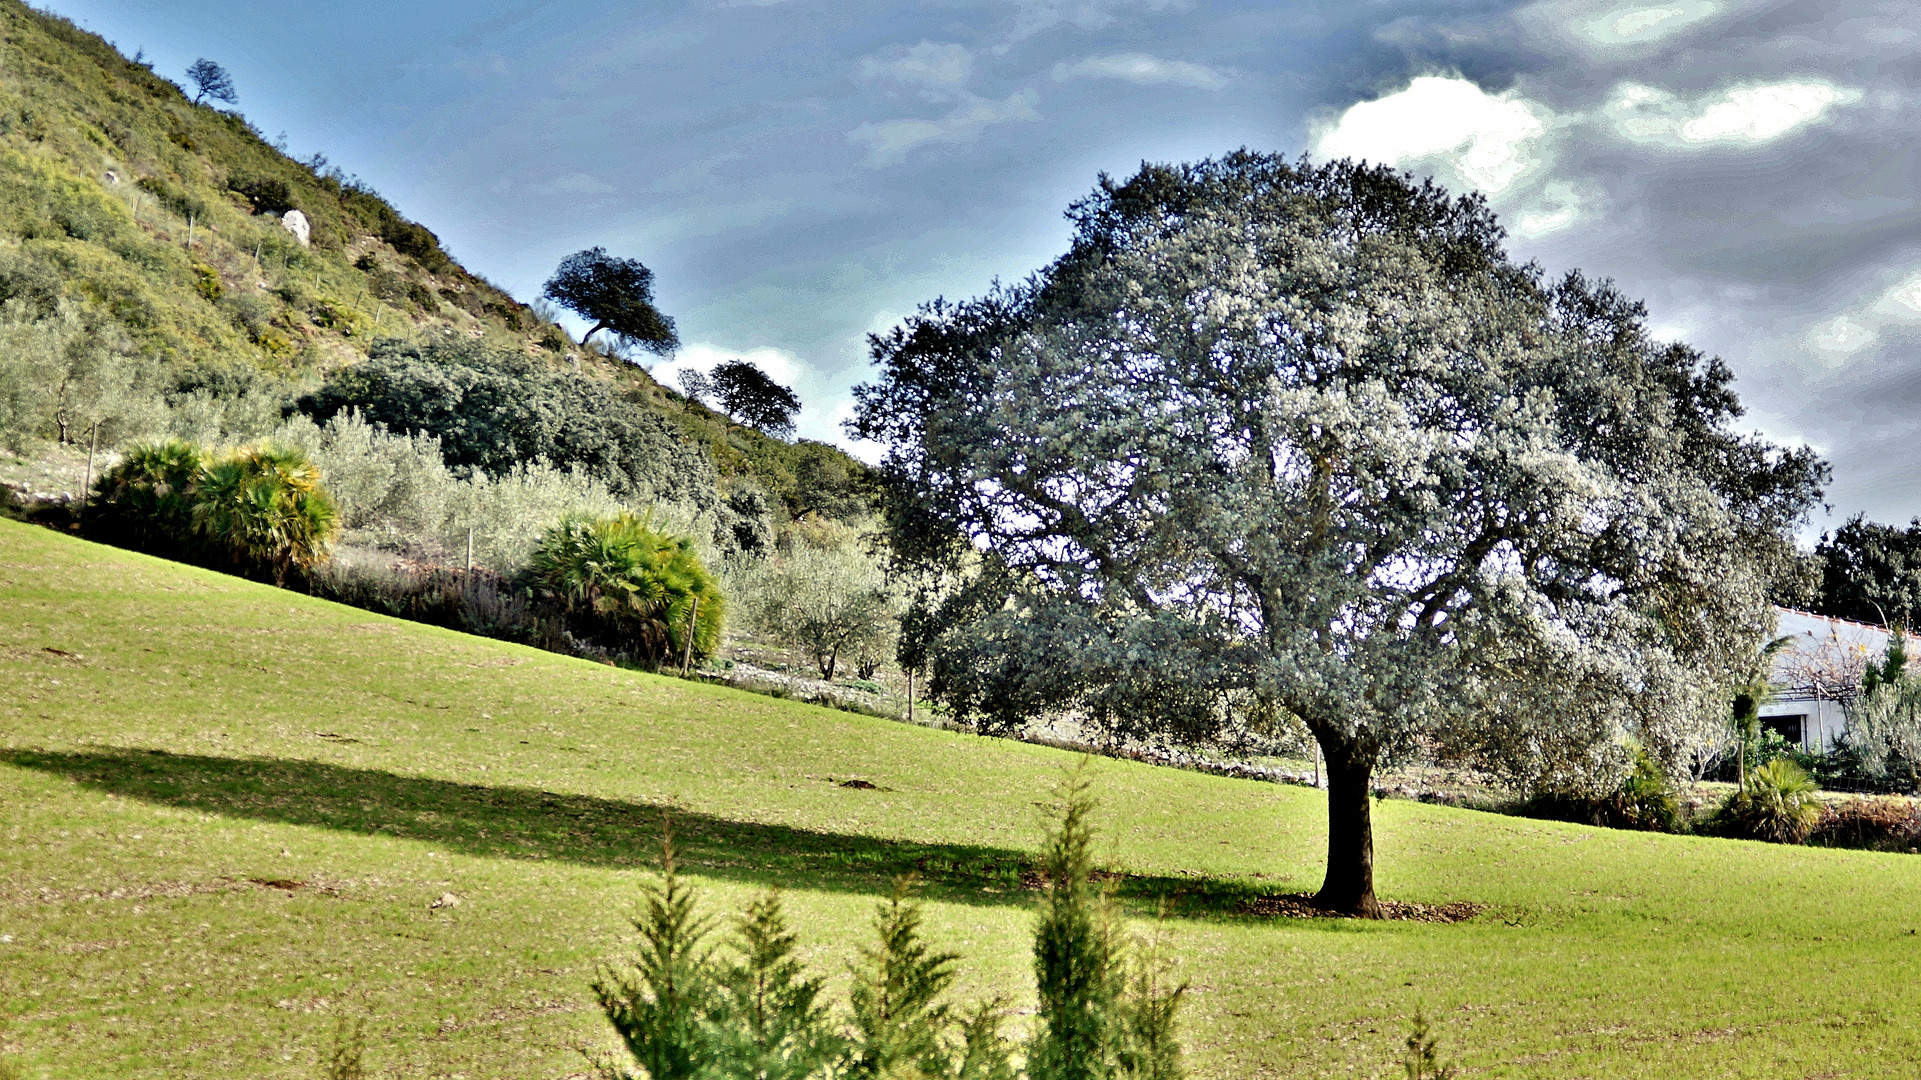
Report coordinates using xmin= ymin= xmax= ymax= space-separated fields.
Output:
xmin=1028 ymin=765 xmax=1124 ymax=1080
xmin=709 ymin=891 xmax=843 ymax=1080
xmin=952 ymin=998 xmax=1019 ymax=1080
xmin=592 ymin=819 xmax=718 ymax=1080
xmin=845 ymin=876 xmax=960 ymax=1078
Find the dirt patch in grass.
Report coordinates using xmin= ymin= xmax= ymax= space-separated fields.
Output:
xmin=1239 ymin=892 xmax=1486 ymax=923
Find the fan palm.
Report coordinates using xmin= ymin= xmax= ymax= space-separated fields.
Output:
xmin=528 ymin=512 xmax=723 ymax=665
xmin=191 ymin=443 xmax=339 ymax=583
xmin=90 ymin=438 xmax=205 ymax=554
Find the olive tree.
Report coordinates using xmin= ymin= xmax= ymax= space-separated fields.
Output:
xmin=742 ymin=527 xmax=899 ymax=682
xmin=850 ymin=154 xmax=1824 ymax=916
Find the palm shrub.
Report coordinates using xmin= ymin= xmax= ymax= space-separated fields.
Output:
xmin=528 ymin=512 xmax=723 ymax=666
xmin=190 ymin=443 xmax=340 ymax=583
xmin=90 ymin=437 xmax=206 ymax=555
xmin=1723 ymin=758 xmax=1824 ymax=844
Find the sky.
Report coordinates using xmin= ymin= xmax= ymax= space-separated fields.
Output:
xmin=42 ymin=0 xmax=1921 ymax=531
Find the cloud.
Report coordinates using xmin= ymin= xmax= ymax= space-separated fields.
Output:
xmin=1517 ymin=0 xmax=1728 ymax=56
xmin=849 ymin=90 xmax=1041 ymax=167
xmin=1605 ymin=79 xmax=1861 ymax=146
xmin=650 ymin=343 xmax=859 ymax=446
xmin=1806 ymin=267 xmax=1921 ymax=363
xmin=1050 ymin=52 xmax=1228 ymax=90
xmin=1311 ymin=75 xmax=1555 ymax=196
xmin=859 ymin=41 xmax=973 ymax=90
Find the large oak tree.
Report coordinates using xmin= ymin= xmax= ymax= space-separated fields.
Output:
xmin=850 ymin=154 xmax=1825 ymax=916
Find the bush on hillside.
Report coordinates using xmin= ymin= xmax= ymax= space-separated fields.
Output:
xmin=1519 ymin=751 xmax=1680 ymax=833
xmin=90 ymin=438 xmax=338 ymax=582
xmin=528 ymin=512 xmax=724 ymax=668
xmin=736 ymin=522 xmax=900 ymax=681
xmin=1719 ymin=758 xmax=1824 ymax=844
xmin=297 ymin=340 xmax=771 ymax=555
xmin=1809 ymin=796 xmax=1921 ymax=851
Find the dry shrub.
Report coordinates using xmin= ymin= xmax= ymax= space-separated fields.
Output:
xmin=1811 ymin=796 xmax=1921 ymax=852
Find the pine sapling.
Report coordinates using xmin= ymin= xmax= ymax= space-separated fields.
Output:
xmin=592 ymin=818 xmax=719 ymax=1080
xmin=1028 ymin=764 xmax=1125 ymax=1080
xmin=324 ymin=1015 xmax=369 ymax=1080
xmin=846 ymin=876 xmax=959 ymax=1079
xmin=952 ymin=998 xmax=1018 ymax=1080
xmin=1116 ymin=902 xmax=1185 ymax=1080
xmin=709 ymin=891 xmax=842 ymax=1080
xmin=1402 ymin=1009 xmax=1455 ymax=1080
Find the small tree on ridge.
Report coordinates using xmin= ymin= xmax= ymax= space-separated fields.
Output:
xmin=542 ymin=247 xmax=679 ymax=356
xmin=186 ymin=58 xmax=236 ymax=106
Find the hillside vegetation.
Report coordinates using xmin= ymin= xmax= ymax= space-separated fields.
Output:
xmin=0 ymin=0 xmax=862 ymax=534
xmin=9 ymin=523 xmax=1921 ymax=1078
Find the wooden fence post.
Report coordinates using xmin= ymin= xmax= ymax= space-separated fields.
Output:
xmin=679 ymin=596 xmax=699 ymax=677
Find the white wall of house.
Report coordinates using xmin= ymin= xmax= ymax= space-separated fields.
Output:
xmin=1763 ymin=607 xmax=1914 ymax=753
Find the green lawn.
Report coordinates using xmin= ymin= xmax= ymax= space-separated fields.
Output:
xmin=4 ymin=518 xmax=1921 ymax=1078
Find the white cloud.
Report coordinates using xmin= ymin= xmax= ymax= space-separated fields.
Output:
xmin=1518 ymin=0 xmax=1725 ymax=55
xmin=850 ymin=90 xmax=1041 ymax=167
xmin=1050 ymin=53 xmax=1228 ymax=90
xmin=1806 ymin=268 xmax=1921 ymax=363
xmin=1311 ymin=75 xmax=1554 ymax=195
xmin=859 ymin=41 xmax=973 ymax=90
xmin=1605 ymin=79 xmax=1860 ymax=146
xmin=1511 ymin=178 xmax=1595 ymax=238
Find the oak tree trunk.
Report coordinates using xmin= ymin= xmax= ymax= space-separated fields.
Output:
xmin=1313 ymin=731 xmax=1383 ymax=918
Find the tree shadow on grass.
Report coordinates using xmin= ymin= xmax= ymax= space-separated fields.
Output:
xmin=0 ymin=747 xmax=1287 ymax=916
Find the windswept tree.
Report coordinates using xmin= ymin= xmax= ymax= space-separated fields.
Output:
xmin=851 ymin=153 xmax=1826 ymax=916
xmin=185 ymin=58 xmax=237 ymax=106
xmin=542 ymin=247 xmax=679 ymax=356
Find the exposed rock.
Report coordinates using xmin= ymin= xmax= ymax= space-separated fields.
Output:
xmin=281 ymin=209 xmax=311 ymax=247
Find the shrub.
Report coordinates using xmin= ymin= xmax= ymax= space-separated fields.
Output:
xmin=89 ymin=436 xmax=203 ymax=555
xmin=1514 ymin=752 xmax=1678 ymax=833
xmin=92 ymin=438 xmax=339 ymax=582
xmin=1810 ymin=796 xmax=1921 ymax=851
xmin=589 ymin=773 xmax=1184 ymax=1080
xmin=190 ymin=442 xmax=340 ymax=583
xmin=226 ymin=173 xmax=293 ymax=216
xmin=1721 ymin=758 xmax=1824 ymax=844
xmin=528 ymin=512 xmax=724 ymax=667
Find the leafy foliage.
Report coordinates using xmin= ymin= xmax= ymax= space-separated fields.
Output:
xmin=845 ymin=878 xmax=963 ymax=1078
xmin=188 ymin=442 xmax=340 ymax=582
xmin=1722 ymin=758 xmax=1824 ymax=844
xmin=528 ymin=512 xmax=724 ymax=666
xmin=543 ymin=246 xmax=679 ymax=355
xmin=297 ymin=340 xmax=758 ymax=549
xmin=90 ymin=437 xmax=338 ymax=581
xmin=852 ymin=152 xmax=1826 ymax=914
xmin=183 ymin=59 xmax=236 ymax=106
xmin=1812 ymin=515 xmax=1921 ymax=629
xmin=739 ymin=523 xmax=899 ymax=680
xmin=686 ymin=361 xmax=802 ymax=440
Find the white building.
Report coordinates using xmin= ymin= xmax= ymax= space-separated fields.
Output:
xmin=1757 ymin=606 xmax=1912 ymax=752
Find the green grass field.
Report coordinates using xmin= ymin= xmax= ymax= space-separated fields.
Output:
xmin=5 ymin=517 xmax=1921 ymax=1078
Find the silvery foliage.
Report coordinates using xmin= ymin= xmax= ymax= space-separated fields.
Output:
xmin=734 ymin=524 xmax=901 ymax=680
xmin=1845 ymin=679 xmax=1921 ymax=782
xmin=855 ymin=154 xmax=1823 ymax=792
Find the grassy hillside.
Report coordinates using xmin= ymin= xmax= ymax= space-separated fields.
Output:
xmin=9 ymin=524 xmax=1921 ymax=1076
xmin=0 ymin=0 xmax=863 ymax=521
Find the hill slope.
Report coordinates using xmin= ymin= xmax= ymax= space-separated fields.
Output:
xmin=0 ymin=0 xmax=863 ymax=528
xmin=9 ymin=521 xmax=1921 ymax=1077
